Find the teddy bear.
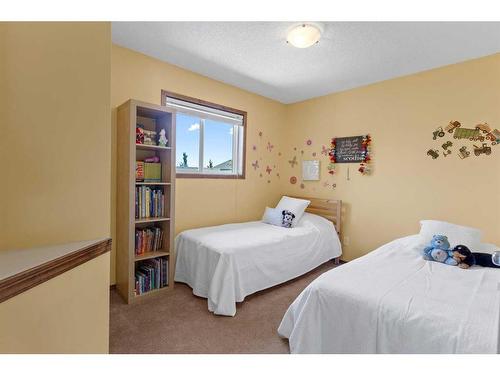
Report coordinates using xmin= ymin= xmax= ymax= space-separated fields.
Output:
xmin=422 ymin=234 xmax=458 ymax=266
xmin=281 ymin=210 xmax=295 ymax=228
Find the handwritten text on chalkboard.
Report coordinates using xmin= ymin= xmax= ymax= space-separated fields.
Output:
xmin=332 ymin=136 xmax=367 ymax=163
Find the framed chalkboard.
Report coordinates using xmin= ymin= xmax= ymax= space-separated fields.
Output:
xmin=332 ymin=136 xmax=367 ymax=163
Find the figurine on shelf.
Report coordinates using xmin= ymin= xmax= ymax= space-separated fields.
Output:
xmin=158 ymin=128 xmax=168 ymax=148
xmin=136 ymin=125 xmax=144 ymax=144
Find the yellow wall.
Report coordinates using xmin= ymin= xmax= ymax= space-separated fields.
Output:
xmin=0 ymin=22 xmax=111 ymax=250
xmin=0 ymin=253 xmax=110 ymax=354
xmin=283 ymin=54 xmax=500 ymax=260
xmin=111 ymin=45 xmax=287 ymax=283
xmin=0 ymin=22 xmax=111 ymax=353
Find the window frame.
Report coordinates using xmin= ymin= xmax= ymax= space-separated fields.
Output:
xmin=162 ymin=90 xmax=247 ymax=179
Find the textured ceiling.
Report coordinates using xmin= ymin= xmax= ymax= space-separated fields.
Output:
xmin=112 ymin=22 xmax=500 ymax=103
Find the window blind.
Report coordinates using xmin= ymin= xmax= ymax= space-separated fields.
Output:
xmin=165 ymin=97 xmax=244 ymax=125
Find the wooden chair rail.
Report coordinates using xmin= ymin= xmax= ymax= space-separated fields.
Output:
xmin=0 ymin=239 xmax=111 ymax=303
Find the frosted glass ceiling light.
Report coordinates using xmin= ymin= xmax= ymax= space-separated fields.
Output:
xmin=287 ymin=23 xmax=321 ymax=48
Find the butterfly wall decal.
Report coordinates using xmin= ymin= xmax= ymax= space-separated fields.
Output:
xmin=251 ymin=160 xmax=259 ymax=170
xmin=288 ymin=156 xmax=298 ymax=168
xmin=265 ymin=166 xmax=272 ymax=175
xmin=266 ymin=142 xmax=274 ymax=152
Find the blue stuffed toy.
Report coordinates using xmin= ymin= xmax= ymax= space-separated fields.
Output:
xmin=423 ymin=234 xmax=458 ymax=266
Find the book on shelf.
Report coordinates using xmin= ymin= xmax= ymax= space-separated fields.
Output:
xmin=135 ymin=186 xmax=165 ymax=219
xmin=135 ymin=227 xmax=164 ymax=255
xmin=135 ymin=257 xmax=168 ymax=295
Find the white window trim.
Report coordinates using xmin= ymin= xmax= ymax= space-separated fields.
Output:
xmin=167 ymin=98 xmax=245 ymax=178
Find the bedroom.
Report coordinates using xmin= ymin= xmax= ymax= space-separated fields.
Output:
xmin=1 ymin=0 xmax=500 ymax=372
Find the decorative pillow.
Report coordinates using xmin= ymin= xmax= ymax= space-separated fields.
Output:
xmin=262 ymin=207 xmax=285 ymax=227
xmin=275 ymin=196 xmax=310 ymax=227
xmin=419 ymin=220 xmax=482 ymax=249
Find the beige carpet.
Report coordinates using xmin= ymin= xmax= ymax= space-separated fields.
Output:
xmin=109 ymin=261 xmax=337 ymax=354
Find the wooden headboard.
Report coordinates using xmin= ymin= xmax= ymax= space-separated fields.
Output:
xmin=293 ymin=197 xmax=342 ymax=235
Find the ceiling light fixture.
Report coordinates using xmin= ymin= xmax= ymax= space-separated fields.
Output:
xmin=286 ymin=23 xmax=322 ymax=48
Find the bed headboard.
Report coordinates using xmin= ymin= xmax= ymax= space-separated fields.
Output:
xmin=293 ymin=197 xmax=342 ymax=235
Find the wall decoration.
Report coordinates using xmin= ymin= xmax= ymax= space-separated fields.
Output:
xmin=302 ymin=160 xmax=320 ymax=181
xmin=293 ymin=147 xmax=297 ymax=151
xmin=473 ymin=143 xmax=492 ymax=156
xmin=432 ymin=126 xmax=445 ymax=140
xmin=300 ymin=150 xmax=304 ymax=155
xmin=427 ymin=120 xmax=497 ymax=161
xmin=312 ymin=152 xmax=317 ymax=157
xmin=322 ymin=181 xmax=337 ymax=190
xmin=259 ymin=173 xmax=263 ymax=177
xmin=266 ymin=166 xmax=272 ymax=174
xmin=306 ymin=139 xmax=312 ymax=146
xmin=290 ymin=176 xmax=297 ymax=184
xmin=266 ymin=142 xmax=274 ymax=152
xmin=475 ymin=122 xmax=491 ymax=134
xmin=330 ymin=135 xmax=372 ymax=175
xmin=300 ymin=183 xmax=305 ymax=189
xmin=327 ymin=163 xmax=336 ymax=175
xmin=252 ymin=145 xmax=257 ymax=151
xmin=258 ymin=131 xmax=263 ymax=138
xmin=288 ymin=156 xmax=298 ymax=168
xmin=458 ymin=146 xmax=470 ymax=159
xmin=278 ymin=152 xmax=282 ymax=156
xmin=442 ymin=141 xmax=453 ymax=151
xmin=321 ymin=145 xmax=329 ymax=156
xmin=252 ymin=160 xmax=259 ymax=170
xmin=330 ymin=136 xmax=368 ymax=163
xmin=486 ymin=129 xmax=500 ymax=145
xmin=453 ymin=128 xmax=484 ymax=141
xmin=276 ymin=173 xmax=280 ymax=178
xmin=445 ymin=121 xmax=461 ymax=133
xmin=427 ymin=149 xmax=439 ymax=159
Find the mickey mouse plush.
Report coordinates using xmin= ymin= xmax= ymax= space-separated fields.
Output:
xmin=452 ymin=245 xmax=500 ymax=269
xmin=281 ymin=210 xmax=295 ymax=228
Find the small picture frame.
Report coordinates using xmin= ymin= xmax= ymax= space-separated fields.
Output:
xmin=302 ymin=160 xmax=320 ymax=181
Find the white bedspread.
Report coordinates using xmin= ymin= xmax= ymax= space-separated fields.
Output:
xmin=278 ymin=235 xmax=500 ymax=353
xmin=174 ymin=213 xmax=341 ymax=316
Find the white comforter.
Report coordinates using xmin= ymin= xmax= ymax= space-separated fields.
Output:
xmin=278 ymin=235 xmax=500 ymax=353
xmin=174 ymin=213 xmax=341 ymax=316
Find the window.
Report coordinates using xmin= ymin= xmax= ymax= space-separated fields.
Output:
xmin=163 ymin=91 xmax=246 ymax=178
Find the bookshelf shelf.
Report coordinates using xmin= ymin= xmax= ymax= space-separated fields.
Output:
xmin=135 ymin=286 xmax=169 ymax=298
xmin=136 ymin=144 xmax=172 ymax=151
xmin=134 ymin=251 xmax=170 ymax=262
xmin=135 ymin=182 xmax=171 ymax=186
xmin=135 ymin=217 xmax=170 ymax=224
xmin=117 ymin=99 xmax=176 ymax=304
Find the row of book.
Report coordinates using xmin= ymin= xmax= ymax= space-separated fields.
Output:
xmin=135 ymin=258 xmax=168 ymax=295
xmin=135 ymin=227 xmax=164 ymax=255
xmin=135 ymin=186 xmax=165 ymax=219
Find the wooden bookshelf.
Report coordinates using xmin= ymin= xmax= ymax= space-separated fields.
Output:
xmin=116 ymin=99 xmax=176 ymax=303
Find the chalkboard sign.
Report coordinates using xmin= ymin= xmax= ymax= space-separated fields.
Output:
xmin=333 ymin=136 xmax=367 ymax=163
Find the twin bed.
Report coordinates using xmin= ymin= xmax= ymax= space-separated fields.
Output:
xmin=175 ymin=197 xmax=342 ymax=316
xmin=174 ymin=196 xmax=500 ymax=353
xmin=278 ymin=235 xmax=500 ymax=353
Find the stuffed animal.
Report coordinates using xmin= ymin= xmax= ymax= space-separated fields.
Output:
xmin=451 ymin=245 xmax=500 ymax=269
xmin=281 ymin=210 xmax=295 ymax=228
xmin=422 ymin=235 xmax=458 ymax=266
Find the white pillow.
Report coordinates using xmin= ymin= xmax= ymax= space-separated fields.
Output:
xmin=419 ymin=220 xmax=482 ymax=249
xmin=275 ymin=196 xmax=310 ymax=227
xmin=261 ymin=207 xmax=284 ymax=227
